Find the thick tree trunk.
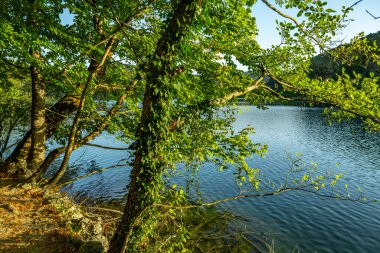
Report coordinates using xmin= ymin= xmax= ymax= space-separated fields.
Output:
xmin=0 ymin=91 xmax=81 ymax=175
xmin=15 ymin=0 xmax=47 ymax=178
xmin=29 ymin=51 xmax=46 ymax=176
xmin=27 ymin=79 xmax=138 ymax=183
xmin=108 ymin=85 xmax=162 ymax=253
xmin=108 ymin=1 xmax=201 ymax=252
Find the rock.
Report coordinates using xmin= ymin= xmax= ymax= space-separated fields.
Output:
xmin=89 ymin=234 xmax=109 ymax=252
xmin=40 ymin=189 xmax=109 ymax=251
xmin=46 ymin=198 xmax=63 ymax=206
xmin=92 ymin=218 xmax=103 ymax=235
xmin=78 ymin=241 xmax=105 ymax=253
xmin=70 ymin=208 xmax=84 ymax=220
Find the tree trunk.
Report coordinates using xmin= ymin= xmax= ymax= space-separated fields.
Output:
xmin=46 ymin=36 xmax=117 ymax=187
xmin=26 ymin=79 xmax=138 ymax=183
xmin=107 ymin=84 xmax=164 ymax=253
xmin=0 ymin=90 xmax=81 ymax=175
xmin=29 ymin=51 xmax=46 ymax=176
xmin=22 ymin=0 xmax=46 ymax=178
xmin=27 ymin=147 xmax=64 ymax=183
xmin=108 ymin=1 xmax=201 ymax=251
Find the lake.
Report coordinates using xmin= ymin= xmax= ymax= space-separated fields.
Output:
xmin=62 ymin=106 xmax=380 ymax=253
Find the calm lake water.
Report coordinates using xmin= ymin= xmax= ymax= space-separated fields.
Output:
xmin=62 ymin=106 xmax=380 ymax=253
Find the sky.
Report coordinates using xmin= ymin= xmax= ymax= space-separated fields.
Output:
xmin=59 ymin=0 xmax=379 ymax=72
xmin=61 ymin=0 xmax=379 ymax=48
xmin=252 ymin=0 xmax=380 ymax=48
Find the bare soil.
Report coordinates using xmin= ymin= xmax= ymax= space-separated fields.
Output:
xmin=0 ymin=174 xmax=79 ymax=253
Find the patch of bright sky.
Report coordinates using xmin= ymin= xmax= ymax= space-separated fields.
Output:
xmin=252 ymin=0 xmax=380 ymax=49
xmin=60 ymin=8 xmax=74 ymax=26
xmin=60 ymin=1 xmax=379 ymax=47
xmin=59 ymin=1 xmax=379 ymax=71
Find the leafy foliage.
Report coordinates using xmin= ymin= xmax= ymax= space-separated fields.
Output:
xmin=0 ymin=0 xmax=379 ymax=251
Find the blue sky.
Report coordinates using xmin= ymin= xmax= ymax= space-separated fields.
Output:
xmin=60 ymin=0 xmax=379 ymax=49
xmin=60 ymin=1 xmax=379 ymax=71
xmin=252 ymin=0 xmax=380 ymax=48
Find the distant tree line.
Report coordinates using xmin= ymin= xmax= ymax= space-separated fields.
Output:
xmin=310 ymin=31 xmax=380 ymax=79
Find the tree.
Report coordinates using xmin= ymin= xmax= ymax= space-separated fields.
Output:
xmin=0 ymin=0 xmax=379 ymax=252
xmin=106 ymin=0 xmax=379 ymax=251
xmin=310 ymin=31 xmax=380 ymax=79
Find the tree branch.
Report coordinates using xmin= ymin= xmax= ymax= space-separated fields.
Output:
xmin=264 ymin=69 xmax=380 ymax=125
xmin=83 ymin=143 xmax=130 ymax=151
xmin=46 ymin=35 xmax=118 ymax=187
xmin=366 ymin=10 xmax=380 ymax=19
xmin=58 ymin=164 xmax=127 ymax=187
xmin=213 ymin=72 xmax=266 ymax=105
xmin=1 ymin=58 xmax=26 ymax=69
xmin=261 ymin=0 xmax=330 ymax=53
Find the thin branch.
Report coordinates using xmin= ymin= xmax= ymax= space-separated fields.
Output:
xmin=263 ymin=69 xmax=307 ymax=92
xmin=261 ymin=83 xmax=375 ymax=124
xmin=46 ymin=36 xmax=118 ymax=187
xmin=83 ymin=143 xmax=130 ymax=151
xmin=366 ymin=10 xmax=380 ymax=19
xmin=119 ymin=27 xmax=144 ymax=65
xmin=154 ymin=187 xmax=292 ymax=209
xmin=342 ymin=0 xmax=363 ymax=19
xmin=213 ymin=72 xmax=266 ymax=105
xmin=261 ymin=0 xmax=330 ymax=53
xmin=0 ymin=142 xmax=18 ymax=154
xmin=260 ymin=84 xmax=323 ymax=104
xmin=86 ymin=206 xmax=124 ymax=215
xmin=75 ymin=79 xmax=138 ymax=147
xmin=1 ymin=58 xmax=26 ymax=69
xmin=349 ymin=0 xmax=364 ymax=10
xmin=154 ymin=182 xmax=366 ymax=211
xmin=46 ymin=1 xmax=150 ymax=85
xmin=264 ymin=70 xmax=380 ymax=124
xmin=296 ymin=188 xmax=364 ymax=202
xmin=58 ymin=164 xmax=127 ymax=187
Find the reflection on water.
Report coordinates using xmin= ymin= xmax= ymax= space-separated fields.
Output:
xmin=62 ymin=106 xmax=380 ymax=253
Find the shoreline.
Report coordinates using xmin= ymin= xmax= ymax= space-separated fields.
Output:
xmin=0 ymin=174 xmax=116 ymax=253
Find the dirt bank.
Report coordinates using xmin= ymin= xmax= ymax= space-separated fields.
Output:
xmin=0 ymin=174 xmax=114 ymax=253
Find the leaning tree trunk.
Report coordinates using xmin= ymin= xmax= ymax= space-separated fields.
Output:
xmin=2 ymin=47 xmax=106 ymax=176
xmin=108 ymin=85 xmax=164 ymax=253
xmin=0 ymin=90 xmax=81 ymax=175
xmin=46 ymin=36 xmax=117 ymax=187
xmin=27 ymin=79 xmax=138 ymax=183
xmin=108 ymin=1 xmax=201 ymax=252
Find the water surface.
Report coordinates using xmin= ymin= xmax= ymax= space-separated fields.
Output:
xmin=63 ymin=106 xmax=380 ymax=253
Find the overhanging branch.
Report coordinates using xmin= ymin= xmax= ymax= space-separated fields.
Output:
xmin=213 ymin=72 xmax=266 ymax=105
xmin=366 ymin=10 xmax=380 ymax=19
xmin=264 ymin=69 xmax=380 ymax=125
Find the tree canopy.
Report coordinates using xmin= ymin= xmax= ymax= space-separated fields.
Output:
xmin=0 ymin=0 xmax=379 ymax=252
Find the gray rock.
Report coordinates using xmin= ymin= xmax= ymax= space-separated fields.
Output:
xmin=92 ymin=218 xmax=103 ymax=235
